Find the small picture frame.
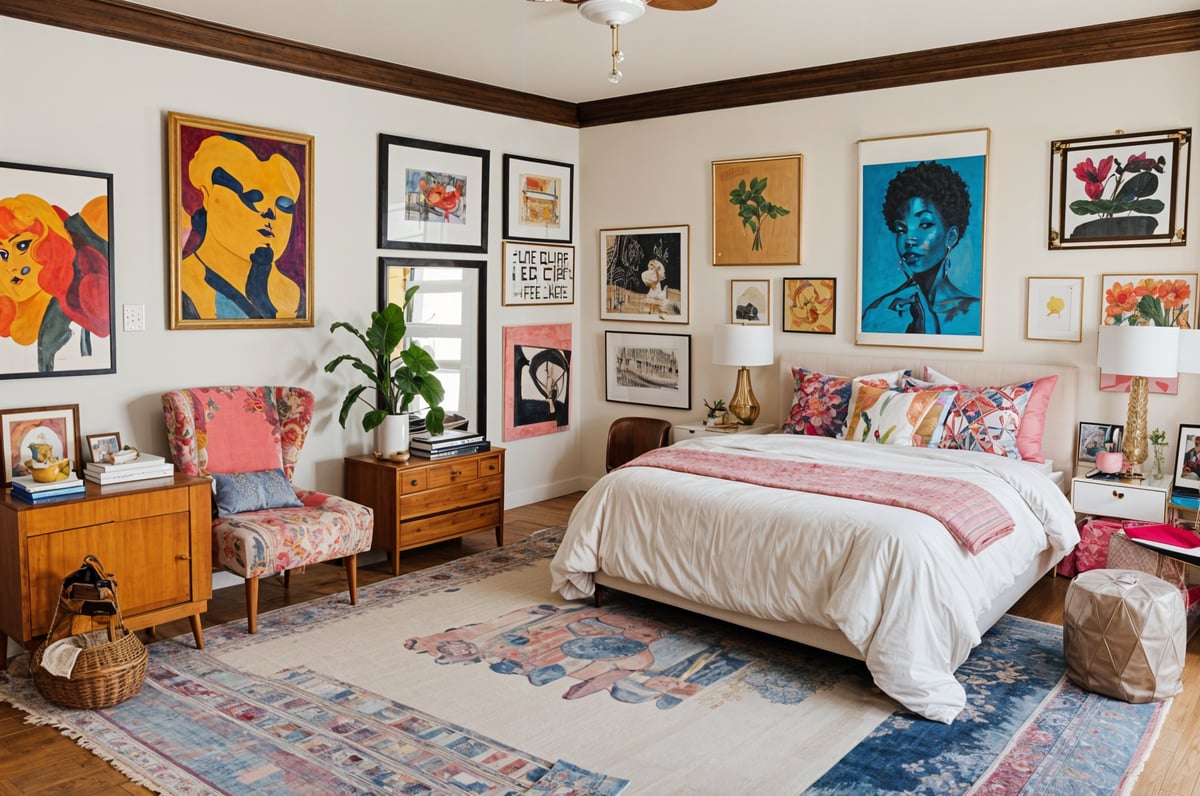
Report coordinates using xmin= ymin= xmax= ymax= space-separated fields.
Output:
xmin=1174 ymin=424 xmax=1200 ymax=485
xmin=502 ymin=154 xmax=574 ymax=244
xmin=599 ymin=224 xmax=689 ymax=324
xmin=730 ymin=279 xmax=770 ymax=325
xmin=501 ymin=241 xmax=575 ymax=305
xmin=782 ymin=277 xmax=836 ymax=334
xmin=605 ymin=330 xmax=691 ymax=410
xmin=86 ymin=432 xmax=122 ymax=464
xmin=1025 ymin=276 xmax=1083 ymax=342
xmin=0 ymin=404 xmax=82 ymax=485
xmin=1077 ymin=421 xmax=1124 ymax=465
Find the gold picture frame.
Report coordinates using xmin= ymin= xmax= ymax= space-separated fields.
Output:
xmin=712 ymin=155 xmax=802 ymax=265
xmin=0 ymin=403 xmax=81 ymax=485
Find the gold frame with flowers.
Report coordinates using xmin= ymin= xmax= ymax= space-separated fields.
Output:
xmin=1048 ymin=128 xmax=1191 ymax=249
xmin=1098 ymin=272 xmax=1197 ymax=396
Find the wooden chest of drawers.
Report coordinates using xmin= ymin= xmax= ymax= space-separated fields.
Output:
xmin=343 ymin=448 xmax=505 ymax=575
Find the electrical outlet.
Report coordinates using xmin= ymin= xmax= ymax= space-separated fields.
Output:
xmin=123 ymin=304 xmax=146 ymax=332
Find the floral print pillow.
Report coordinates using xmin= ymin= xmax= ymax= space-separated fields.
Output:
xmin=781 ymin=367 xmax=908 ymax=437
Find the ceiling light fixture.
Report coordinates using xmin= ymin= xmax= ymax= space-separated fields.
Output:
xmin=577 ymin=0 xmax=645 ymax=84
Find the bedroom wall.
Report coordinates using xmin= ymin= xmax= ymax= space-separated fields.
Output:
xmin=577 ymin=52 xmax=1200 ymax=482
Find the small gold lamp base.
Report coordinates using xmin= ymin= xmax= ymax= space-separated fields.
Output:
xmin=728 ymin=366 xmax=760 ymax=425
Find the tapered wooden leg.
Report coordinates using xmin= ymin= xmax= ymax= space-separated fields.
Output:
xmin=189 ymin=613 xmax=205 ymax=650
xmin=282 ymin=569 xmax=291 ymax=590
xmin=594 ymin=583 xmax=606 ymax=608
xmin=345 ymin=554 xmax=359 ymax=605
xmin=245 ymin=576 xmax=260 ymax=634
xmin=389 ymin=552 xmax=400 ymax=577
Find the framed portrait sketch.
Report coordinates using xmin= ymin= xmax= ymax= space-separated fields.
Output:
xmin=730 ymin=279 xmax=770 ymax=325
xmin=167 ymin=112 xmax=314 ymax=329
xmin=1025 ymin=277 xmax=1082 ymax=342
xmin=712 ymin=155 xmax=801 ymax=266
xmin=1175 ymin=424 xmax=1200 ymax=487
xmin=501 ymin=242 xmax=575 ymax=306
xmin=600 ymin=225 xmax=689 ymax=324
xmin=605 ymin=330 xmax=691 ymax=410
xmin=502 ymin=324 xmax=571 ymax=441
xmin=85 ymin=432 xmax=121 ymax=464
xmin=502 ymin=154 xmax=573 ymax=244
xmin=0 ymin=161 xmax=115 ymax=379
xmin=0 ymin=403 xmax=81 ymax=485
xmin=782 ymin=278 xmax=836 ymax=334
xmin=1077 ymin=421 xmax=1123 ymax=466
xmin=1049 ymin=128 xmax=1190 ymax=249
xmin=378 ymin=134 xmax=489 ymax=254
xmin=1098 ymin=272 xmax=1197 ymax=396
xmin=856 ymin=128 xmax=989 ymax=351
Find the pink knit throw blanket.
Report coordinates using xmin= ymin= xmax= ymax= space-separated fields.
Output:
xmin=622 ymin=447 xmax=1014 ymax=554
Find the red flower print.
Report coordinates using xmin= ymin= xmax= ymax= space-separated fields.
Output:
xmin=1073 ymin=156 xmax=1114 ymax=200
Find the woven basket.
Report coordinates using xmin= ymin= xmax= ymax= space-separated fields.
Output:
xmin=29 ymin=555 xmax=148 ymax=710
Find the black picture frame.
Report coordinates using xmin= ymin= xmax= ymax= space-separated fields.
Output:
xmin=604 ymin=330 xmax=691 ymax=410
xmin=1173 ymin=424 xmax=1200 ymax=487
xmin=378 ymin=134 xmax=489 ymax=253
xmin=502 ymin=154 xmax=574 ymax=244
xmin=1077 ymin=421 xmax=1124 ymax=465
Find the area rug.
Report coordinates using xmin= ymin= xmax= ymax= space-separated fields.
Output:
xmin=0 ymin=527 xmax=1168 ymax=795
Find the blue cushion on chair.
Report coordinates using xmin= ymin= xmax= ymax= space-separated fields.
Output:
xmin=211 ymin=469 xmax=303 ymax=517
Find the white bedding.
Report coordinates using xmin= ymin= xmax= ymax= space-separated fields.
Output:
xmin=550 ymin=434 xmax=1079 ymax=722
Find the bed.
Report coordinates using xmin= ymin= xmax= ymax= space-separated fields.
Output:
xmin=551 ymin=354 xmax=1081 ymax=723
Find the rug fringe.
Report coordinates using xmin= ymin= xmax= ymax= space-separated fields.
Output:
xmin=1118 ymin=697 xmax=1172 ymax=796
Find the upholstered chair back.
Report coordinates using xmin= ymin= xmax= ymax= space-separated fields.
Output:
xmin=161 ymin=386 xmax=313 ymax=481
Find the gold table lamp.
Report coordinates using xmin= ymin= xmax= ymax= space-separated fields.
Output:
xmin=1096 ymin=325 xmax=1180 ymax=480
xmin=712 ymin=323 xmax=774 ymax=425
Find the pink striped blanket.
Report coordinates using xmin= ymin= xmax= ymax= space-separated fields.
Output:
xmin=622 ymin=447 xmax=1014 ymax=554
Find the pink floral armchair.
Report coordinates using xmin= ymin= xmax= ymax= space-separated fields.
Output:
xmin=161 ymin=386 xmax=373 ymax=633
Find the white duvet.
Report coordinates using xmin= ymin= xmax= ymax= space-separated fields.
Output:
xmin=550 ymin=434 xmax=1079 ymax=723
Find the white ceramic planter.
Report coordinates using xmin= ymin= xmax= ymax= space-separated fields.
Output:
xmin=374 ymin=414 xmax=410 ymax=462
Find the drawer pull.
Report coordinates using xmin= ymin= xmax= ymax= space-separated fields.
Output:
xmin=450 ymin=469 xmax=463 ymax=478
xmin=410 ymin=479 xmax=419 ymax=487
xmin=1112 ymin=490 xmax=1125 ymax=499
xmin=176 ymin=554 xmax=191 ymax=561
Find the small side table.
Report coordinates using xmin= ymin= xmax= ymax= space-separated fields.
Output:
xmin=1070 ymin=472 xmax=1173 ymax=523
xmin=672 ymin=422 xmax=776 ymax=443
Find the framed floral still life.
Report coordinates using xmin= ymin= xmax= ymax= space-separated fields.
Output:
xmin=1049 ymin=128 xmax=1190 ymax=249
xmin=782 ymin=278 xmax=836 ymax=334
xmin=856 ymin=129 xmax=988 ymax=351
xmin=0 ymin=161 xmax=115 ymax=379
xmin=502 ymin=154 xmax=573 ymax=244
xmin=167 ymin=112 xmax=314 ymax=329
xmin=712 ymin=155 xmax=801 ymax=266
xmin=0 ymin=403 xmax=81 ymax=485
xmin=378 ymin=133 xmax=489 ymax=254
xmin=1025 ymin=276 xmax=1082 ymax=342
xmin=600 ymin=225 xmax=689 ymax=324
xmin=730 ymin=279 xmax=769 ymax=325
xmin=1099 ymin=272 xmax=1196 ymax=396
xmin=604 ymin=330 xmax=691 ymax=410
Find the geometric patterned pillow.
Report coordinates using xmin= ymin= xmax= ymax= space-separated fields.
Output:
xmin=933 ymin=381 xmax=1036 ymax=458
xmin=922 ymin=367 xmax=1057 ymax=463
xmin=781 ymin=367 xmax=907 ymax=437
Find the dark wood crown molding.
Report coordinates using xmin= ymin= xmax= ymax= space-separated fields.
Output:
xmin=2 ymin=1 xmax=1197 ymax=129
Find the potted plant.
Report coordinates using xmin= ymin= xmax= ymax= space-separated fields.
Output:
xmin=703 ymin=398 xmax=728 ymax=427
xmin=325 ymin=285 xmax=445 ymax=461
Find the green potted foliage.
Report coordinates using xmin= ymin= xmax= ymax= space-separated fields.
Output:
xmin=325 ymin=285 xmax=446 ymax=460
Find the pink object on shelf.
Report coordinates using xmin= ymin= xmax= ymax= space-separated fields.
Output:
xmin=1095 ymin=451 xmax=1124 ymax=473
xmin=1123 ymin=523 xmax=1200 ymax=550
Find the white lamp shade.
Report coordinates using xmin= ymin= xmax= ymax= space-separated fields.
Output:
xmin=712 ymin=324 xmax=774 ymax=367
xmin=1177 ymin=328 xmax=1200 ymax=374
xmin=1096 ymin=325 xmax=1180 ymax=378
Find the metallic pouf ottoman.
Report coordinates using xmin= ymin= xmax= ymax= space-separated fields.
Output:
xmin=1063 ymin=568 xmax=1185 ymax=703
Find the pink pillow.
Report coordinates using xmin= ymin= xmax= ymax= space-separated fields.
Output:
xmin=921 ymin=367 xmax=1058 ymax=462
xmin=187 ymin=387 xmax=285 ymax=474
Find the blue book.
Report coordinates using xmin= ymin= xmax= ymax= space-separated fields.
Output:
xmin=11 ymin=481 xmax=87 ymax=501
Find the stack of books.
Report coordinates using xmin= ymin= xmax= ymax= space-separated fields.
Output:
xmin=409 ymin=428 xmax=490 ymax=460
xmin=10 ymin=474 xmax=86 ymax=503
xmin=85 ymin=452 xmax=175 ymax=485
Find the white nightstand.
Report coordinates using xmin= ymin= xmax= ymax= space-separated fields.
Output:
xmin=1070 ymin=473 xmax=1173 ymax=523
xmin=672 ymin=422 xmax=776 ymax=443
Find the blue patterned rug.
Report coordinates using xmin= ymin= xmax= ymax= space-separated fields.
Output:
xmin=0 ymin=527 xmax=1168 ymax=794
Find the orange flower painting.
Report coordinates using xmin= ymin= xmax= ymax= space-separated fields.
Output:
xmin=1101 ymin=273 xmax=1195 ymax=328
xmin=783 ymin=278 xmax=835 ymax=334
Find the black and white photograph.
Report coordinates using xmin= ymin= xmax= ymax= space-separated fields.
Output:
xmin=605 ymin=330 xmax=691 ymax=409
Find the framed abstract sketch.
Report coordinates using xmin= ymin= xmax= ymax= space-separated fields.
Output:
xmin=502 ymin=154 xmax=573 ymax=244
xmin=1049 ymin=128 xmax=1190 ymax=249
xmin=0 ymin=161 xmax=115 ymax=378
xmin=167 ymin=112 xmax=314 ymax=329
xmin=1025 ymin=277 xmax=1082 ymax=342
xmin=712 ymin=155 xmax=801 ymax=266
xmin=605 ymin=330 xmax=691 ymax=410
xmin=856 ymin=128 xmax=989 ymax=351
xmin=600 ymin=225 xmax=689 ymax=324
xmin=378 ymin=134 xmax=489 ymax=254
xmin=0 ymin=403 xmax=81 ymax=485
xmin=501 ymin=241 xmax=575 ymax=306
xmin=782 ymin=277 xmax=836 ymax=334
xmin=1099 ymin=272 xmax=1197 ymax=395
xmin=730 ymin=279 xmax=769 ymax=325
xmin=502 ymin=324 xmax=571 ymax=441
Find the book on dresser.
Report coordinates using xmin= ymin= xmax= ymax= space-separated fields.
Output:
xmin=409 ymin=441 xmax=492 ymax=460
xmin=409 ymin=428 xmax=487 ymax=453
xmin=10 ymin=474 xmax=87 ymax=502
xmin=85 ymin=452 xmax=175 ymax=484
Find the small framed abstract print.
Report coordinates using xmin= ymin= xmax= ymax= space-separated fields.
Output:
xmin=599 ymin=225 xmax=689 ymax=324
xmin=1025 ymin=277 xmax=1082 ymax=342
xmin=502 ymin=154 xmax=573 ymax=244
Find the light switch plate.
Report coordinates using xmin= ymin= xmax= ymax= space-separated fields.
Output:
xmin=123 ymin=304 xmax=146 ymax=332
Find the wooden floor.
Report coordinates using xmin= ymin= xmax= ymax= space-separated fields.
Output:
xmin=2 ymin=491 xmax=1198 ymax=795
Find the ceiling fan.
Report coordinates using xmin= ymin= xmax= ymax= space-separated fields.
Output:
xmin=529 ymin=0 xmax=718 ymax=83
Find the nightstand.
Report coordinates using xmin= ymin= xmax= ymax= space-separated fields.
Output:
xmin=1070 ymin=473 xmax=1173 ymax=523
xmin=672 ymin=422 xmax=776 ymax=443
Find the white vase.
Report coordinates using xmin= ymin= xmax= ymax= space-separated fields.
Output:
xmin=374 ymin=414 xmax=410 ymax=462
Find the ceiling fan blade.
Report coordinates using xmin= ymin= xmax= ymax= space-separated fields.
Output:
xmin=647 ymin=0 xmax=716 ymax=9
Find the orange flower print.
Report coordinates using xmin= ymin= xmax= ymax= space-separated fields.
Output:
xmin=1159 ymin=279 xmax=1191 ymax=311
xmin=1104 ymin=281 xmax=1138 ymax=320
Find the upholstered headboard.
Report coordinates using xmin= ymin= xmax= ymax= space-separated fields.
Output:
xmin=777 ymin=353 xmax=1079 ymax=476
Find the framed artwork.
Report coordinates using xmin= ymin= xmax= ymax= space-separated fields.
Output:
xmin=1175 ymin=424 xmax=1200 ymax=486
xmin=0 ymin=161 xmax=115 ymax=379
xmin=1025 ymin=277 xmax=1083 ymax=342
xmin=1098 ymin=272 xmax=1197 ymax=396
xmin=605 ymin=330 xmax=691 ymax=410
xmin=712 ymin=155 xmax=801 ymax=266
xmin=502 ymin=154 xmax=573 ymax=243
xmin=378 ymin=133 xmax=489 ymax=253
xmin=1049 ymin=128 xmax=1191 ymax=249
xmin=782 ymin=277 xmax=836 ymax=334
xmin=501 ymin=242 xmax=575 ymax=305
xmin=599 ymin=225 xmax=689 ymax=323
xmin=85 ymin=432 xmax=121 ymax=464
xmin=0 ymin=404 xmax=81 ymax=485
xmin=856 ymin=128 xmax=989 ymax=351
xmin=167 ymin=112 xmax=314 ymax=329
xmin=730 ymin=279 xmax=770 ymax=325
xmin=502 ymin=324 xmax=571 ymax=441
xmin=1077 ymin=421 xmax=1123 ymax=465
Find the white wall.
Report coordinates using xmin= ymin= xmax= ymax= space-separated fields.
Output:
xmin=2 ymin=17 xmax=584 ymax=507
xmin=578 ymin=53 xmax=1200 ymax=483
